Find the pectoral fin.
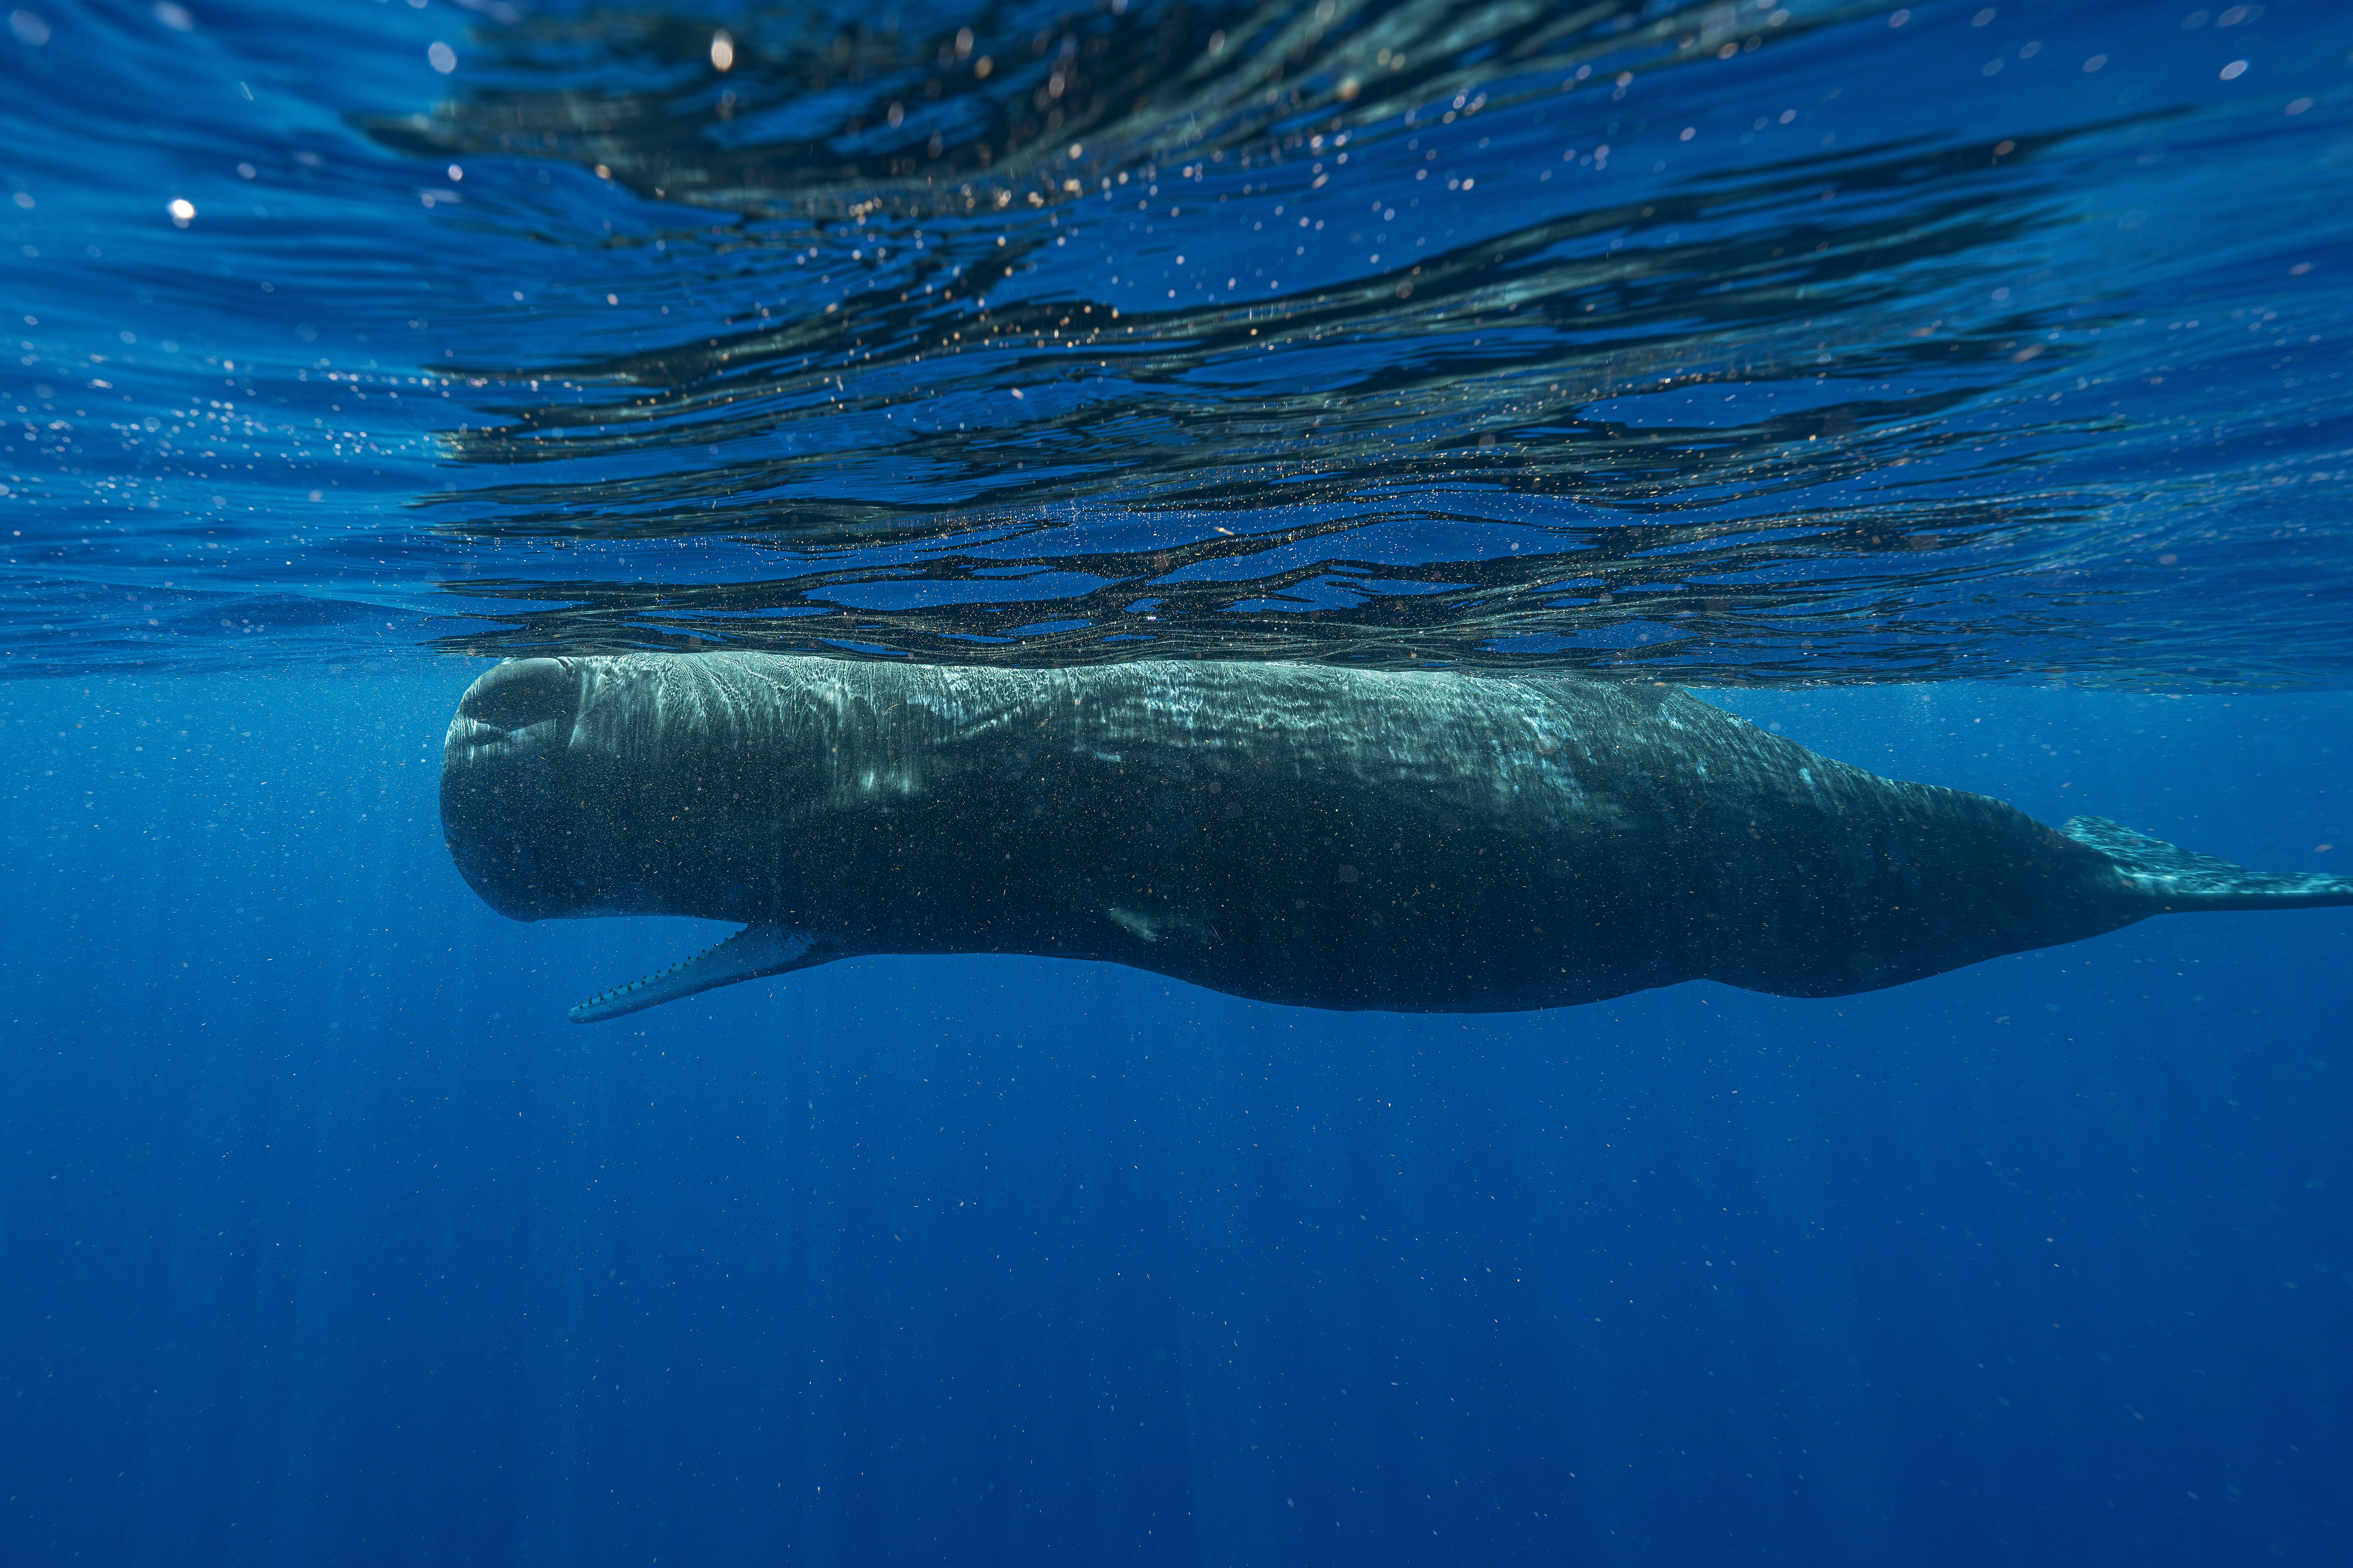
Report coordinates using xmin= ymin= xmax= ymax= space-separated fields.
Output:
xmin=568 ymin=921 xmax=840 ymax=1024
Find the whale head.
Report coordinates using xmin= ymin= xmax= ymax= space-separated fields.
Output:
xmin=440 ymin=656 xmax=853 ymax=1016
xmin=440 ymin=657 xmax=603 ymax=921
xmin=440 ymin=654 xmax=833 ymax=927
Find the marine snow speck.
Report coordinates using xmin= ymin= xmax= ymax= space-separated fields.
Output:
xmin=437 ymin=654 xmax=2353 ymax=1023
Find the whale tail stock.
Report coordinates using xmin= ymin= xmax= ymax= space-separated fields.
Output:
xmin=568 ymin=921 xmax=840 ymax=1024
xmin=2063 ymin=816 xmax=2353 ymax=914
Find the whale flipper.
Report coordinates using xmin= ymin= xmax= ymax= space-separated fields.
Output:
xmin=2064 ymin=816 xmax=2353 ymax=913
xmin=568 ymin=921 xmax=840 ymax=1024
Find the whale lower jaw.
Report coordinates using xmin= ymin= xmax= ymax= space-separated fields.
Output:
xmin=569 ymin=921 xmax=839 ymax=1024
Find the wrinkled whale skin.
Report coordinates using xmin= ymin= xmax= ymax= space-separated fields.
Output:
xmin=439 ymin=654 xmax=2350 ymax=1017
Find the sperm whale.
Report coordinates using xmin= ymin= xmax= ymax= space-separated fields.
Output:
xmin=437 ymin=653 xmax=2353 ymax=1022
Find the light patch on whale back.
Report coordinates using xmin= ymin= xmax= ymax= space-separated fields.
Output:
xmin=1107 ymin=903 xmax=1219 ymax=947
xmin=1108 ymin=907 xmax=1160 ymax=943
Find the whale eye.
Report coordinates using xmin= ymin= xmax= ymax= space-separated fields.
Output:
xmin=463 ymin=658 xmax=576 ymax=731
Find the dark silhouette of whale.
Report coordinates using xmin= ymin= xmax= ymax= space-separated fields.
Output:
xmin=438 ymin=653 xmax=2352 ymax=1023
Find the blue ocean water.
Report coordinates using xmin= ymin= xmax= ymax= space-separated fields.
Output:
xmin=3 ymin=1 xmax=2351 ymax=1564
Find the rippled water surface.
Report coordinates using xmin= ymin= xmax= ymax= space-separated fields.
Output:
xmin=5 ymin=0 xmax=2349 ymax=681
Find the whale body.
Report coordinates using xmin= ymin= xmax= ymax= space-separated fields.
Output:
xmin=437 ymin=653 xmax=2353 ymax=1023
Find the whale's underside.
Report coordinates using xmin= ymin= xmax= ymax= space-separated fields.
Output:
xmin=436 ymin=655 xmax=2353 ymax=1022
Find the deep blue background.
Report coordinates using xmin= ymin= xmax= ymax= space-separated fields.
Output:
xmin=1 ymin=673 xmax=2345 ymax=1566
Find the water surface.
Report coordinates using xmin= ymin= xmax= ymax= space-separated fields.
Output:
xmin=6 ymin=0 xmax=2350 ymax=680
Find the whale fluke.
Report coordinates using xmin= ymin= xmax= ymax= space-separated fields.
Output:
xmin=568 ymin=921 xmax=838 ymax=1024
xmin=2064 ymin=816 xmax=2353 ymax=914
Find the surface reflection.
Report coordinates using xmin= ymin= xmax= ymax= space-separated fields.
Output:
xmin=331 ymin=0 xmax=2344 ymax=682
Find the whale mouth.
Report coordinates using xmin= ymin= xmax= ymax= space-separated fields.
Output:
xmin=568 ymin=920 xmax=837 ymax=1024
